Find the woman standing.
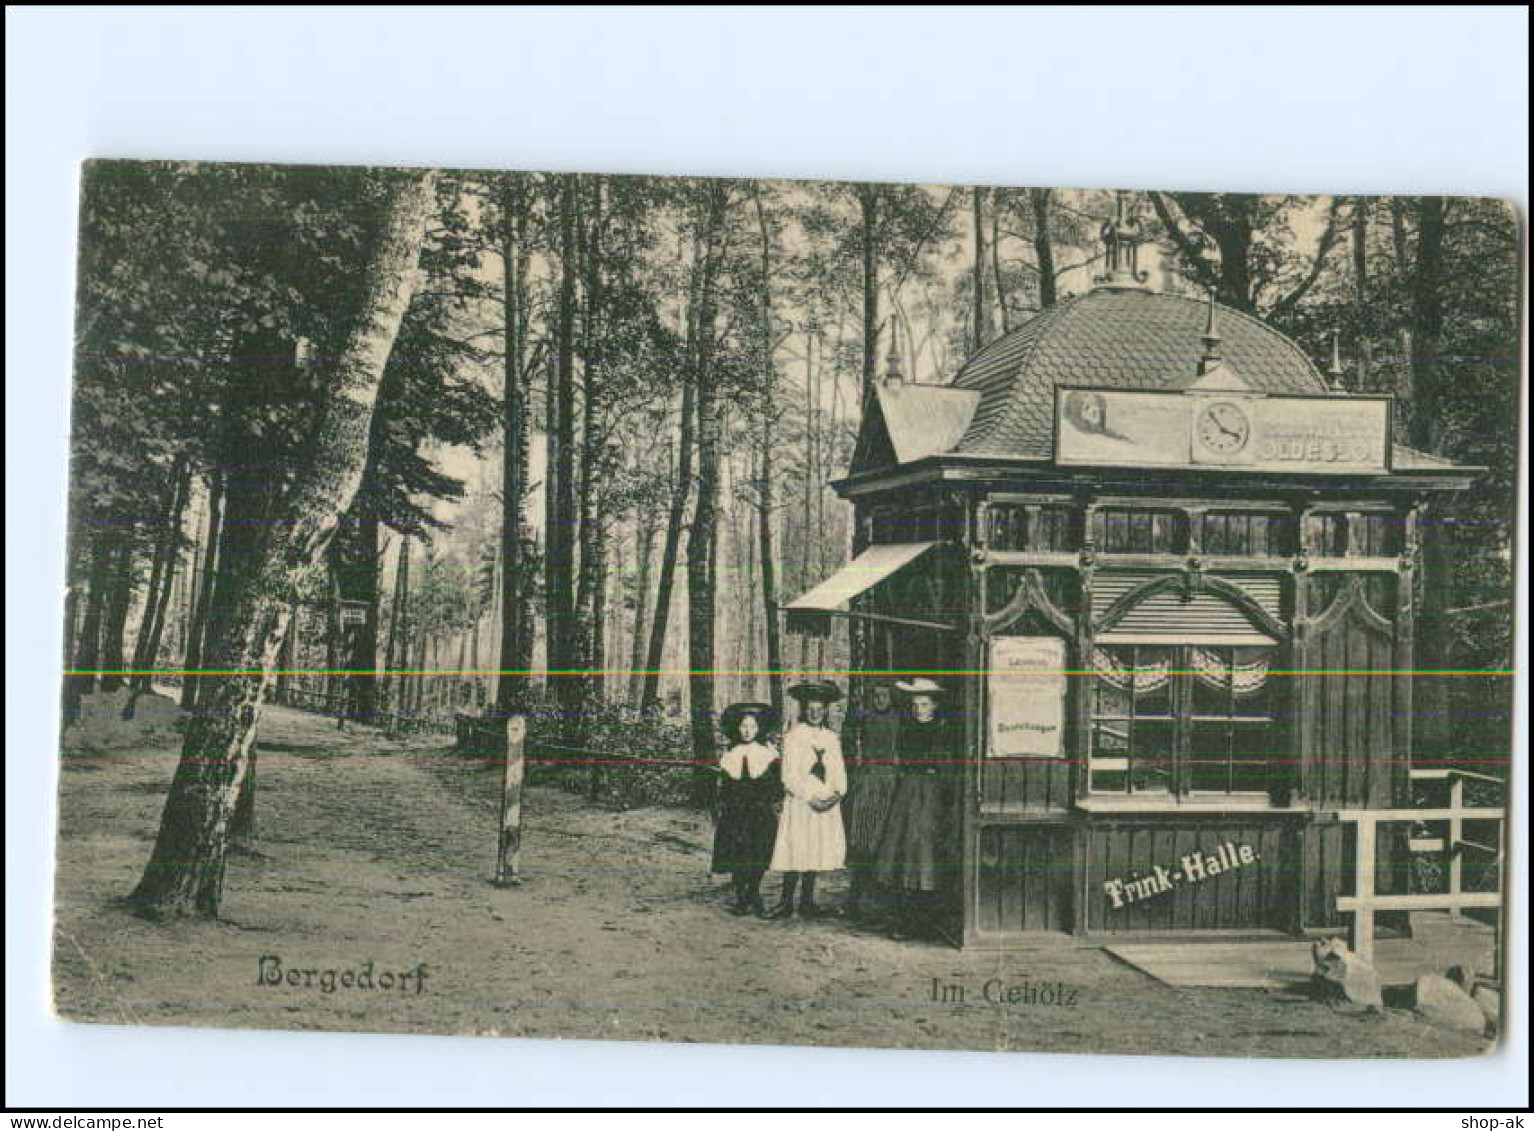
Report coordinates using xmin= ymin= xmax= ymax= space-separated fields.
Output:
xmin=843 ymin=681 xmax=902 ymax=918
xmin=710 ymin=702 xmax=782 ymax=916
xmin=764 ymin=681 xmax=846 ymax=919
xmin=874 ymin=678 xmax=957 ymax=939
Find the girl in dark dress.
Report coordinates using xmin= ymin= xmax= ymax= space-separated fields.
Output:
xmin=873 ymin=678 xmax=957 ymax=939
xmin=711 ymin=702 xmax=782 ymax=916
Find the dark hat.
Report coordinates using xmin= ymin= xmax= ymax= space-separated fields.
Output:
xmin=787 ymin=680 xmax=843 ymax=704
xmin=719 ymin=701 xmax=777 ymax=738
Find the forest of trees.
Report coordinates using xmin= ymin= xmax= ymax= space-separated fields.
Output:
xmin=62 ymin=162 xmax=1521 ymax=918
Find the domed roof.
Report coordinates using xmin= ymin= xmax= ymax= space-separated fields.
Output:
xmin=948 ymin=288 xmax=1327 ymax=459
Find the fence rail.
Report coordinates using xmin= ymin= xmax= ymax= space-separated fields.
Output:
xmin=1334 ymin=767 xmax=1505 ymax=976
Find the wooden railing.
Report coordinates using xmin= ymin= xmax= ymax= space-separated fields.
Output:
xmin=1334 ymin=767 xmax=1504 ymax=972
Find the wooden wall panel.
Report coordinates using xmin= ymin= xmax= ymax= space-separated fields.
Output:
xmin=1084 ymin=820 xmax=1297 ymax=933
xmin=973 ymin=824 xmax=1073 ymax=935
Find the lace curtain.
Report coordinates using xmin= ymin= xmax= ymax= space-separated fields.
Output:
xmin=1094 ymin=647 xmax=1271 ymax=696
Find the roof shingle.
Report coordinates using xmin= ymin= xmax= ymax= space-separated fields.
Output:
xmin=948 ymin=289 xmax=1327 ymax=458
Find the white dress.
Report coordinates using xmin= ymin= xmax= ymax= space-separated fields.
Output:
xmin=769 ymin=722 xmax=848 ymax=873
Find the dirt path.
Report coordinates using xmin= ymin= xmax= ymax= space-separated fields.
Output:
xmin=52 ymin=703 xmax=1489 ymax=1057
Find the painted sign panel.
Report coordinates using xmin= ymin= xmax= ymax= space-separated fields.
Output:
xmin=987 ymin=635 xmax=1067 ymax=758
xmin=1055 ymin=388 xmax=1390 ymax=474
xmin=1102 ymin=841 xmax=1261 ymax=911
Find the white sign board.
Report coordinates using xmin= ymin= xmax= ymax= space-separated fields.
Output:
xmin=1055 ymin=389 xmax=1391 ymax=475
xmin=987 ymin=636 xmax=1067 ymax=759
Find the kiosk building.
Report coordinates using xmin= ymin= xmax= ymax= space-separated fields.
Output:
xmin=786 ymin=219 xmax=1477 ymax=948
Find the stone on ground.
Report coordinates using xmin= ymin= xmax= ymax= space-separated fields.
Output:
xmin=1311 ymin=937 xmax=1383 ymax=1011
xmin=1470 ymin=985 xmax=1501 ymax=1034
xmin=1411 ymin=973 xmax=1485 ymax=1032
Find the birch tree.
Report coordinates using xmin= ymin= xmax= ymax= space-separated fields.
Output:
xmin=129 ymin=169 xmax=438 ymax=920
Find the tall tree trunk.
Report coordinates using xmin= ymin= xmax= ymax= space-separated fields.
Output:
xmin=182 ymin=473 xmax=226 ymax=711
xmin=496 ymin=176 xmax=531 ymax=715
xmin=627 ymin=509 xmax=656 ymax=704
xmin=128 ymin=169 xmax=436 ymax=920
xmin=754 ymin=193 xmax=785 ymax=717
xmin=98 ymin=535 xmax=136 ymax=692
xmin=971 ymin=185 xmax=989 ymax=352
xmin=544 ymin=175 xmax=580 ymax=715
xmin=273 ymin=600 xmax=297 ymax=706
xmin=132 ymin=461 xmax=192 ymax=692
xmin=1351 ymin=197 xmax=1372 ymax=390
xmin=990 ymin=196 xmax=1010 ymax=333
xmin=858 ymin=185 xmax=881 ymax=398
xmin=1030 ymin=188 xmax=1058 ymax=310
xmin=329 ymin=511 xmax=381 ymax=722
xmin=577 ymin=182 xmax=609 ymax=801
xmin=71 ymin=531 xmax=115 ymax=700
xmin=387 ymin=536 xmax=411 ymax=717
xmin=130 ymin=488 xmax=174 ymax=686
xmin=324 ymin=568 xmax=343 ymax=716
xmin=640 ymin=346 xmax=696 ymax=714
xmin=1389 ymin=197 xmax=1415 ymax=404
xmin=1405 ymin=196 xmax=1452 ymax=762
xmin=799 ymin=332 xmax=817 ymax=671
xmin=686 ymin=184 xmax=730 ymax=796
xmin=576 ymin=178 xmax=606 ymax=711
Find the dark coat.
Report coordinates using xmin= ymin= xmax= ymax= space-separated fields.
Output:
xmin=873 ymin=716 xmax=958 ymax=892
xmin=710 ymin=748 xmax=782 ymax=876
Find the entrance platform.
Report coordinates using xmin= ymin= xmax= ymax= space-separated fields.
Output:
xmin=1104 ymin=912 xmax=1496 ymax=989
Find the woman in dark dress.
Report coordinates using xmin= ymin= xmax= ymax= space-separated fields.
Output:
xmin=711 ymin=702 xmax=782 ymax=915
xmin=873 ymin=678 xmax=957 ymax=938
xmin=843 ymin=682 xmax=902 ymax=918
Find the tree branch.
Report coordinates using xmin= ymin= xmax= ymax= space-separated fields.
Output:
xmin=1270 ymin=196 xmax=1347 ymax=316
xmin=1150 ymin=192 xmax=1221 ymax=291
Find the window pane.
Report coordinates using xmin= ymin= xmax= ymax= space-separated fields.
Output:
xmin=1130 ymin=720 xmax=1174 ymax=792
xmin=1132 ymin=646 xmax=1173 ymax=717
xmin=1094 ymin=670 xmax=1131 ymax=718
xmin=1090 ymin=722 xmax=1129 ymax=793
xmin=1188 ymin=718 xmax=1233 ymax=791
xmin=1089 ymin=644 xmax=1279 ymax=798
xmin=1231 ymin=723 xmax=1273 ymax=792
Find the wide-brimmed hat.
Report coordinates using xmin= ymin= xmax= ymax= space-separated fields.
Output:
xmin=719 ymin=701 xmax=778 ymax=738
xmin=786 ymin=680 xmax=843 ymax=704
xmin=893 ymin=677 xmax=946 ymax=697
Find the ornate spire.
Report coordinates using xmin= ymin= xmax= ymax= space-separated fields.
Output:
xmin=1093 ymin=190 xmax=1151 ymax=291
xmin=1326 ymin=328 xmax=1348 ymax=392
xmin=1198 ymin=287 xmax=1222 ymax=375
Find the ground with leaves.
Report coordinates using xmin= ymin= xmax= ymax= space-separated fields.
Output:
xmin=52 ymin=700 xmax=1489 ymax=1058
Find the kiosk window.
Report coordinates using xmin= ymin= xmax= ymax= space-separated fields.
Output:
xmin=1203 ymin=512 xmax=1291 ymax=556
xmin=1096 ymin=509 xmax=1187 ymax=554
xmin=988 ymin=504 xmax=1075 ymax=552
xmin=1090 ymin=645 xmax=1277 ymax=798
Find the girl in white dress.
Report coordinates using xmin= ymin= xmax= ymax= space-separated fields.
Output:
xmin=764 ymin=681 xmax=847 ymax=919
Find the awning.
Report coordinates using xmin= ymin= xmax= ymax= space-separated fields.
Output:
xmin=786 ymin=542 xmax=938 ymax=613
xmin=783 ymin=542 xmax=952 ymax=635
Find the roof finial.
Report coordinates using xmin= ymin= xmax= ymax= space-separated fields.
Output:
xmin=1326 ymin=328 xmax=1347 ymax=393
xmin=1093 ymin=190 xmax=1151 ymax=291
xmin=1198 ymin=287 xmax=1223 ymax=375
xmin=883 ymin=313 xmax=904 ymax=390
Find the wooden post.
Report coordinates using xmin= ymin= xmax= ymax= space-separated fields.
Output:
xmin=1351 ymin=814 xmax=1377 ymax=965
xmin=1446 ymin=775 xmax=1463 ymax=917
xmin=493 ymin=715 xmax=528 ymax=887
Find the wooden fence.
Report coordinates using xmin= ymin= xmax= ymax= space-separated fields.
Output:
xmin=1335 ymin=767 xmax=1505 ymax=974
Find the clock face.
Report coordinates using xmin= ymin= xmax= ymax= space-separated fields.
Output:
xmin=1195 ymin=400 xmax=1251 ymax=456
